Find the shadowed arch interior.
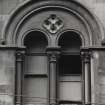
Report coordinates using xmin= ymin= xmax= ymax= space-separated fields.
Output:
xmin=24 ymin=31 xmax=48 ymax=53
xmin=58 ymin=31 xmax=82 ymax=53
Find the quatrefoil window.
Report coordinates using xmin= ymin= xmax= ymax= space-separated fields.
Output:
xmin=43 ymin=14 xmax=64 ymax=34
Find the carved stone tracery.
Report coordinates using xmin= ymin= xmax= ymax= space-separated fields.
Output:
xmin=43 ymin=14 xmax=64 ymax=34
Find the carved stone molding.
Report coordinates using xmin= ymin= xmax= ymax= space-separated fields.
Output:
xmin=3 ymin=0 xmax=102 ymax=46
xmin=43 ymin=14 xmax=64 ymax=34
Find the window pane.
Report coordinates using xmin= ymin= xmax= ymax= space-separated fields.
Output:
xmin=23 ymin=78 xmax=48 ymax=105
xmin=59 ymin=82 xmax=82 ymax=101
xmin=59 ymin=55 xmax=82 ymax=75
xmin=25 ymin=56 xmax=48 ymax=74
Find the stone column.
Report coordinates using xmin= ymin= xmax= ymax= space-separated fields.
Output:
xmin=15 ymin=51 xmax=25 ymax=105
xmin=81 ymin=51 xmax=91 ymax=105
xmin=46 ymin=47 xmax=60 ymax=105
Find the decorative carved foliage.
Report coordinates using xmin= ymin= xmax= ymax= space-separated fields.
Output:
xmin=81 ymin=51 xmax=91 ymax=63
xmin=43 ymin=14 xmax=64 ymax=34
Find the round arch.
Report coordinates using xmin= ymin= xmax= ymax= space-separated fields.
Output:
xmin=20 ymin=28 xmax=50 ymax=47
xmin=2 ymin=0 xmax=104 ymax=46
xmin=24 ymin=30 xmax=48 ymax=52
xmin=56 ymin=29 xmax=85 ymax=46
xmin=58 ymin=30 xmax=82 ymax=52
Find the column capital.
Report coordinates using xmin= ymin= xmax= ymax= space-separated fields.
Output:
xmin=16 ymin=50 xmax=25 ymax=62
xmin=80 ymin=51 xmax=91 ymax=63
xmin=46 ymin=47 xmax=61 ymax=62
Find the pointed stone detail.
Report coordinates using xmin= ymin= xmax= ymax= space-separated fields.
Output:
xmin=43 ymin=14 xmax=64 ymax=34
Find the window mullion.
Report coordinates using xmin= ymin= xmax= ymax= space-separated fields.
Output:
xmin=46 ymin=47 xmax=61 ymax=105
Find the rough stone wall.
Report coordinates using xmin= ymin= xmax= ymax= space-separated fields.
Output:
xmin=76 ymin=0 xmax=105 ymax=30
xmin=0 ymin=0 xmax=25 ymax=40
xmin=0 ymin=50 xmax=15 ymax=105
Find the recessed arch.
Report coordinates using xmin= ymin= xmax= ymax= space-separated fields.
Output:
xmin=57 ymin=29 xmax=86 ymax=47
xmin=58 ymin=31 xmax=82 ymax=53
xmin=18 ymin=28 xmax=50 ymax=47
xmin=2 ymin=0 xmax=104 ymax=46
xmin=24 ymin=31 xmax=48 ymax=53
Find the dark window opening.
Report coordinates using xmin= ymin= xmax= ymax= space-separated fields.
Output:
xmin=58 ymin=31 xmax=82 ymax=102
xmin=58 ymin=31 xmax=82 ymax=53
xmin=24 ymin=31 xmax=48 ymax=53
xmin=59 ymin=55 xmax=82 ymax=76
xmin=58 ymin=55 xmax=82 ymax=101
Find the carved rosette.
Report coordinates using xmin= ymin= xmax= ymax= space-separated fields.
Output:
xmin=43 ymin=14 xmax=64 ymax=34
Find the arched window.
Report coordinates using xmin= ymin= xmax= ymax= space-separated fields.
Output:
xmin=15 ymin=30 xmax=91 ymax=105
xmin=58 ymin=31 xmax=82 ymax=105
xmin=23 ymin=31 xmax=48 ymax=105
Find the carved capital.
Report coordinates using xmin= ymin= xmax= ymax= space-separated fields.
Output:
xmin=47 ymin=52 xmax=60 ymax=62
xmin=81 ymin=51 xmax=91 ymax=63
xmin=46 ymin=47 xmax=61 ymax=62
xmin=16 ymin=51 xmax=25 ymax=62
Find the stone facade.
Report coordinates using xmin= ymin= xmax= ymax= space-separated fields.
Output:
xmin=0 ymin=0 xmax=105 ymax=105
